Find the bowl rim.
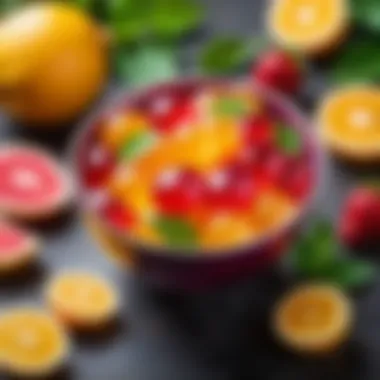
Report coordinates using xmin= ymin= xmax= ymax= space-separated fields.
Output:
xmin=69 ymin=76 xmax=324 ymax=262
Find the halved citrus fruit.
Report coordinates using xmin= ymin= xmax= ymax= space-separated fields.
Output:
xmin=273 ymin=284 xmax=353 ymax=354
xmin=0 ymin=308 xmax=69 ymax=377
xmin=0 ymin=219 xmax=40 ymax=273
xmin=267 ymin=0 xmax=349 ymax=56
xmin=46 ymin=271 xmax=119 ymax=330
xmin=317 ymin=86 xmax=380 ymax=161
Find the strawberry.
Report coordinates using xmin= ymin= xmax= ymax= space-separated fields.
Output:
xmin=339 ymin=187 xmax=380 ymax=248
xmin=253 ymin=50 xmax=303 ymax=95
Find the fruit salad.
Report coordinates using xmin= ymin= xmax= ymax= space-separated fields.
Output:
xmin=81 ymin=83 xmax=313 ymax=252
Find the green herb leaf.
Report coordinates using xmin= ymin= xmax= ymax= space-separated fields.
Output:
xmin=116 ymin=45 xmax=179 ymax=87
xmin=153 ymin=215 xmax=198 ymax=247
xmin=120 ymin=130 xmax=157 ymax=160
xmin=276 ymin=125 xmax=302 ymax=156
xmin=150 ymin=0 xmax=204 ymax=39
xmin=351 ymin=0 xmax=380 ymax=33
xmin=291 ymin=220 xmax=337 ymax=277
xmin=214 ymin=96 xmax=250 ymax=117
xmin=200 ymin=37 xmax=251 ymax=75
xmin=329 ymin=33 xmax=380 ymax=84
xmin=324 ymin=260 xmax=377 ymax=290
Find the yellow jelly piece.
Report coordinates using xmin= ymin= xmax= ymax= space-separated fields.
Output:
xmin=101 ymin=111 xmax=148 ymax=151
xmin=46 ymin=272 xmax=119 ymax=327
xmin=0 ymin=309 xmax=69 ymax=376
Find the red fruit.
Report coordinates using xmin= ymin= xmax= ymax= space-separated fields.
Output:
xmin=0 ymin=219 xmax=40 ymax=272
xmin=253 ymin=50 xmax=303 ymax=95
xmin=148 ymin=95 xmax=195 ymax=134
xmin=154 ymin=169 xmax=205 ymax=216
xmin=205 ymin=168 xmax=258 ymax=211
xmin=100 ymin=199 xmax=135 ymax=230
xmin=0 ymin=145 xmax=74 ymax=221
xmin=339 ymin=187 xmax=380 ymax=248
xmin=243 ymin=115 xmax=275 ymax=149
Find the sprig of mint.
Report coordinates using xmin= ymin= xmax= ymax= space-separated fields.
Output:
xmin=276 ymin=124 xmax=302 ymax=156
xmin=213 ymin=96 xmax=250 ymax=118
xmin=153 ymin=215 xmax=198 ymax=248
xmin=351 ymin=0 xmax=380 ymax=33
xmin=289 ymin=219 xmax=378 ymax=290
xmin=120 ymin=129 xmax=157 ymax=160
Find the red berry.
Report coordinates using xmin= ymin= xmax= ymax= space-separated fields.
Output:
xmin=154 ymin=169 xmax=205 ymax=215
xmin=253 ymin=50 xmax=303 ymax=95
xmin=339 ymin=187 xmax=380 ymax=248
xmin=263 ymin=151 xmax=292 ymax=184
xmin=243 ymin=115 xmax=275 ymax=149
xmin=148 ymin=95 xmax=195 ymax=133
xmin=205 ymin=168 xmax=258 ymax=211
xmin=101 ymin=199 xmax=135 ymax=230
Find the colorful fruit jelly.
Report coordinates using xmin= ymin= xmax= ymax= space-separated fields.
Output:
xmin=84 ymin=85 xmax=311 ymax=251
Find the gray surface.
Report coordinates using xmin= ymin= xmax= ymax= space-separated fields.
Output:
xmin=0 ymin=1 xmax=378 ymax=379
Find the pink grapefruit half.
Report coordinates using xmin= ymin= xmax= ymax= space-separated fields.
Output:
xmin=0 ymin=145 xmax=74 ymax=221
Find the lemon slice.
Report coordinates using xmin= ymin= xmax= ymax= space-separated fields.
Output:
xmin=0 ymin=308 xmax=69 ymax=377
xmin=46 ymin=271 xmax=119 ymax=330
xmin=273 ymin=284 xmax=353 ymax=354
xmin=267 ymin=0 xmax=349 ymax=56
xmin=317 ymin=86 xmax=380 ymax=162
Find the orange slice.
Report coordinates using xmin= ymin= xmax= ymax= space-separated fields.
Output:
xmin=273 ymin=284 xmax=353 ymax=354
xmin=317 ymin=86 xmax=380 ymax=161
xmin=267 ymin=0 xmax=349 ymax=56
xmin=46 ymin=271 xmax=119 ymax=330
xmin=0 ymin=308 xmax=69 ymax=377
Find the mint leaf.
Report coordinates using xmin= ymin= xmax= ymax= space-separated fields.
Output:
xmin=150 ymin=0 xmax=204 ymax=39
xmin=324 ymin=260 xmax=377 ymax=290
xmin=153 ymin=216 xmax=198 ymax=247
xmin=329 ymin=34 xmax=380 ymax=84
xmin=214 ymin=96 xmax=250 ymax=117
xmin=120 ymin=130 xmax=157 ymax=160
xmin=276 ymin=125 xmax=302 ymax=156
xmin=201 ymin=37 xmax=251 ymax=75
xmin=116 ymin=45 xmax=179 ymax=87
xmin=351 ymin=0 xmax=380 ymax=32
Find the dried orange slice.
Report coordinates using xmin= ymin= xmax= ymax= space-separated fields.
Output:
xmin=46 ymin=271 xmax=119 ymax=330
xmin=0 ymin=308 xmax=69 ymax=377
xmin=317 ymin=86 xmax=380 ymax=161
xmin=267 ymin=0 xmax=349 ymax=56
xmin=273 ymin=284 xmax=353 ymax=354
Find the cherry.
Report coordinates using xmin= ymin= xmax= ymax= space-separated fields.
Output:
xmin=243 ymin=115 xmax=275 ymax=150
xmin=284 ymin=163 xmax=312 ymax=200
xmin=84 ymin=144 xmax=115 ymax=188
xmin=253 ymin=50 xmax=303 ymax=95
xmin=100 ymin=199 xmax=135 ymax=230
xmin=205 ymin=168 xmax=258 ymax=211
xmin=154 ymin=169 xmax=205 ymax=216
xmin=148 ymin=95 xmax=195 ymax=134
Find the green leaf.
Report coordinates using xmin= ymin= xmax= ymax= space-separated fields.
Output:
xmin=200 ymin=37 xmax=251 ymax=75
xmin=116 ymin=45 xmax=179 ymax=87
xmin=324 ymin=260 xmax=377 ymax=290
xmin=291 ymin=220 xmax=337 ymax=277
xmin=276 ymin=125 xmax=302 ymax=156
xmin=329 ymin=33 xmax=380 ymax=84
xmin=150 ymin=0 xmax=204 ymax=39
xmin=120 ymin=130 xmax=157 ymax=160
xmin=153 ymin=216 xmax=198 ymax=248
xmin=351 ymin=0 xmax=380 ymax=32
xmin=213 ymin=96 xmax=250 ymax=118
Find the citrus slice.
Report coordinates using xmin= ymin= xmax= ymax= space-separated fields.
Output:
xmin=0 ymin=308 xmax=69 ymax=377
xmin=317 ymin=86 xmax=380 ymax=161
xmin=0 ymin=219 xmax=40 ymax=273
xmin=273 ymin=284 xmax=353 ymax=354
xmin=46 ymin=271 xmax=119 ymax=329
xmin=267 ymin=0 xmax=349 ymax=56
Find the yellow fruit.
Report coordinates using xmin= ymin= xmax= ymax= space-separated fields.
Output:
xmin=201 ymin=214 xmax=257 ymax=250
xmin=267 ymin=0 xmax=349 ymax=56
xmin=273 ymin=284 xmax=353 ymax=354
xmin=46 ymin=271 xmax=119 ymax=330
xmin=317 ymin=86 xmax=380 ymax=162
xmin=0 ymin=308 xmax=69 ymax=377
xmin=0 ymin=3 xmax=108 ymax=126
xmin=101 ymin=112 xmax=149 ymax=151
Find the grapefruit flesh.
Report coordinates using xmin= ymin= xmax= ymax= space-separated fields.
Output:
xmin=0 ymin=145 xmax=73 ymax=220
